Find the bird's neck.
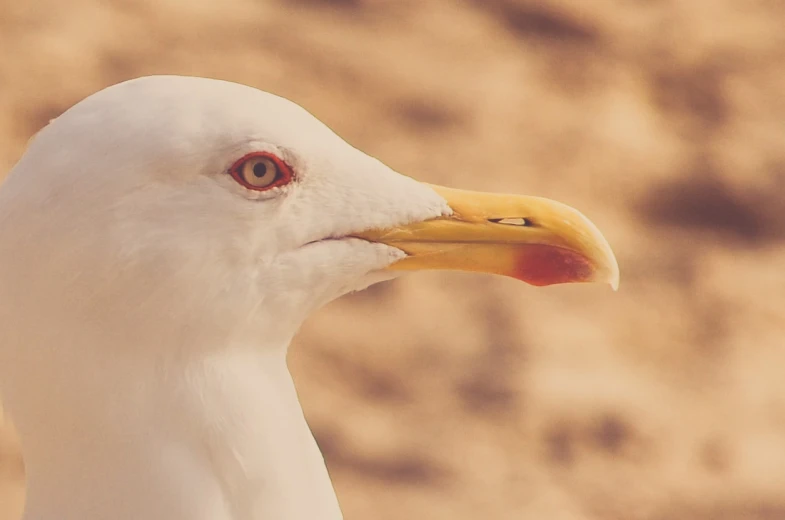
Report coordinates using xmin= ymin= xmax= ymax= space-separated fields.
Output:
xmin=18 ymin=342 xmax=343 ymax=520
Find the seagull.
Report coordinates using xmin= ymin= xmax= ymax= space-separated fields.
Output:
xmin=0 ymin=76 xmax=618 ymax=520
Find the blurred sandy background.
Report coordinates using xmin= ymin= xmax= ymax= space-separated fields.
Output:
xmin=1 ymin=0 xmax=785 ymax=519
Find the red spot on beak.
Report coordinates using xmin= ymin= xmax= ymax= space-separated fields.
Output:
xmin=512 ymin=244 xmax=595 ymax=287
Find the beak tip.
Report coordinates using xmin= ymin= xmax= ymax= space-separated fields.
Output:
xmin=602 ymin=250 xmax=620 ymax=291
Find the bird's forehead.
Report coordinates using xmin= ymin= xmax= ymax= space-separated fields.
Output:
xmin=50 ymin=76 xmax=341 ymax=160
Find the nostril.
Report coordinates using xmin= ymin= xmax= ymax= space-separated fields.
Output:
xmin=488 ymin=217 xmax=534 ymax=227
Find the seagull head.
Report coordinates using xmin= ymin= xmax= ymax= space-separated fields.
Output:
xmin=0 ymin=75 xmax=619 ymax=520
xmin=1 ymin=76 xmax=618 ymax=348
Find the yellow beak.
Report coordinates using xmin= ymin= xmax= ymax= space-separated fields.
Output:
xmin=354 ymin=184 xmax=619 ymax=289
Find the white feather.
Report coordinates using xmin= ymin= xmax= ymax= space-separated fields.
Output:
xmin=0 ymin=76 xmax=450 ymax=520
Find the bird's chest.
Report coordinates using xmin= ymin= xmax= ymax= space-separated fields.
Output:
xmin=185 ymin=355 xmax=344 ymax=520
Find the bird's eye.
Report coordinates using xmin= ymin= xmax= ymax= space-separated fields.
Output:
xmin=229 ymin=152 xmax=293 ymax=191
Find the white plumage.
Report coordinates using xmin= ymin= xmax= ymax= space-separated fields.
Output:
xmin=0 ymin=76 xmax=617 ymax=520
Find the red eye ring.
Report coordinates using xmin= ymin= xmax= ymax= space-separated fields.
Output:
xmin=228 ymin=152 xmax=294 ymax=191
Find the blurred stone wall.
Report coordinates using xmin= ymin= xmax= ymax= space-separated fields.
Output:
xmin=1 ymin=1 xmax=784 ymax=519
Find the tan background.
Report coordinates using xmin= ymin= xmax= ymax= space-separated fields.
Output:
xmin=2 ymin=0 xmax=785 ymax=519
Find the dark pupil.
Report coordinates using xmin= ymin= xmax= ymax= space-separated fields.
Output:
xmin=252 ymin=162 xmax=269 ymax=178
